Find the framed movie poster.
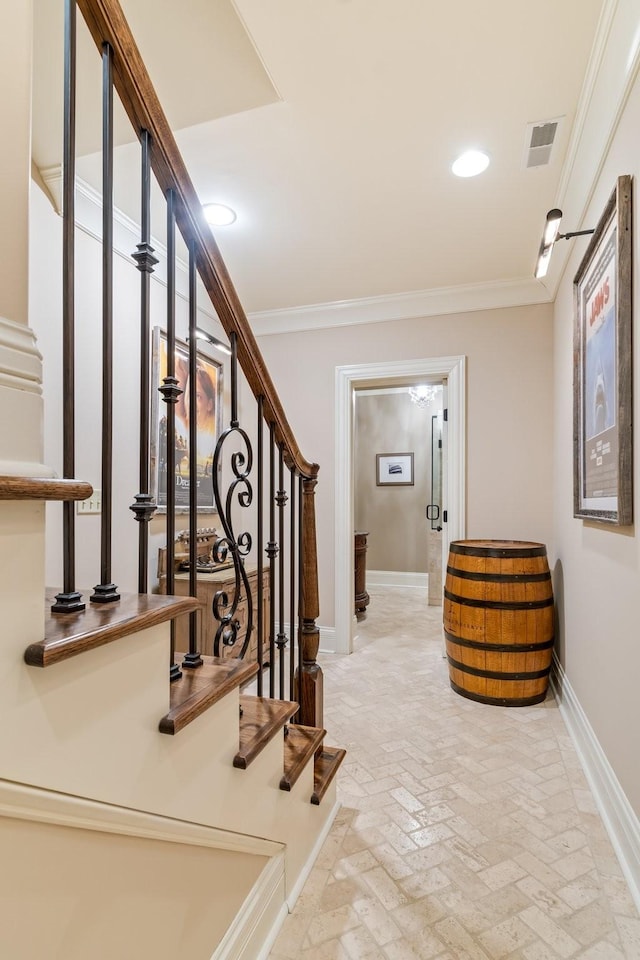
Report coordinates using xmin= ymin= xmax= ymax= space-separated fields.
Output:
xmin=573 ymin=175 xmax=632 ymax=525
xmin=150 ymin=327 xmax=223 ymax=513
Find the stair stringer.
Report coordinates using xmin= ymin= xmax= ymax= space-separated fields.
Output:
xmin=5 ymin=617 xmax=336 ymax=898
xmin=0 ymin=775 xmax=285 ymax=960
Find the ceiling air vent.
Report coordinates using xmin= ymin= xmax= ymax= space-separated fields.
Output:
xmin=524 ymin=118 xmax=562 ymax=169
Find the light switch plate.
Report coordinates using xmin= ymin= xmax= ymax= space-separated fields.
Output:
xmin=77 ymin=490 xmax=101 ymax=515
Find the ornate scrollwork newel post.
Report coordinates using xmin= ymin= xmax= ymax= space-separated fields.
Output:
xmin=297 ymin=476 xmax=323 ymax=730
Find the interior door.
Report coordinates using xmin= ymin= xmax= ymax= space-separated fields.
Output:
xmin=425 ymin=384 xmax=446 ymax=609
xmin=429 ymin=410 xmax=443 ymax=533
xmin=441 ymin=380 xmax=449 ymax=584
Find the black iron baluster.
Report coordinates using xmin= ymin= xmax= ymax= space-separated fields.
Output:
xmin=256 ymin=395 xmax=264 ymax=696
xmin=289 ymin=465 xmax=296 ymax=703
xmin=91 ymin=41 xmax=119 ymax=604
xmin=130 ymin=129 xmax=158 ymax=588
xmin=298 ymin=473 xmax=303 ymax=696
xmin=159 ymin=189 xmax=183 ymax=681
xmin=183 ymin=240 xmax=202 ymax=669
xmin=53 ymin=0 xmax=84 ymax=613
xmin=276 ymin=444 xmax=288 ymax=699
xmin=210 ymin=333 xmax=254 ymax=659
xmin=267 ymin=422 xmax=278 ymax=698
xmin=230 ymin=332 xmax=238 ymax=428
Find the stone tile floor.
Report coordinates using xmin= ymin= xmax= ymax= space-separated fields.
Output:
xmin=269 ymin=586 xmax=640 ymax=959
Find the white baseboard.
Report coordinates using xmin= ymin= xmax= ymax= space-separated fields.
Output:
xmin=367 ymin=570 xmax=428 ymax=589
xmin=550 ymin=654 xmax=640 ymax=913
xmin=212 ymin=852 xmax=286 ymax=960
xmin=252 ymin=798 xmax=341 ymax=960
xmin=253 ymin=902 xmax=289 ymax=960
xmin=286 ymin=798 xmax=341 ymax=911
xmin=275 ymin=621 xmax=338 ymax=655
xmin=318 ymin=625 xmax=337 ymax=654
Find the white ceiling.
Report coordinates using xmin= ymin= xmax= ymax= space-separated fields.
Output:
xmin=32 ymin=0 xmax=279 ymax=165
xmin=32 ymin=0 xmax=606 ymax=318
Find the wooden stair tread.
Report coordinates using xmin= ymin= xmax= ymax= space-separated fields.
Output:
xmin=234 ymin=696 xmax=299 ymax=769
xmin=0 ymin=476 xmax=92 ymax=501
xmin=160 ymin=656 xmax=259 ymax=735
xmin=25 ymin=590 xmax=200 ymax=668
xmin=280 ymin=724 xmax=325 ymax=793
xmin=311 ymin=746 xmax=347 ymax=805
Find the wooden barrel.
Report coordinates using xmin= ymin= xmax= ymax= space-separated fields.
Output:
xmin=443 ymin=540 xmax=554 ymax=707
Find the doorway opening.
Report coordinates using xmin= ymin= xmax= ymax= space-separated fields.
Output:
xmin=334 ymin=356 xmax=466 ymax=655
xmin=353 ymin=383 xmax=444 ymax=620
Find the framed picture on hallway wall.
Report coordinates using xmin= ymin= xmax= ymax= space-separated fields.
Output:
xmin=150 ymin=327 xmax=223 ymax=513
xmin=376 ymin=452 xmax=414 ymax=486
xmin=573 ymin=175 xmax=632 ymax=525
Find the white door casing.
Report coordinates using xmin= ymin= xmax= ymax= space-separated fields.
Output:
xmin=334 ymin=356 xmax=466 ymax=655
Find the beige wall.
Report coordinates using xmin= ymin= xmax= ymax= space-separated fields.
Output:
xmin=355 ymin=392 xmax=432 ymax=573
xmin=0 ymin=814 xmax=265 ymax=960
xmin=257 ymin=302 xmax=554 ymax=626
xmin=552 ymin=69 xmax=640 ymax=816
xmin=29 ymin=184 xmax=556 ymax=638
xmin=29 ymin=183 xmax=232 ymax=594
xmin=0 ymin=0 xmax=31 ymax=327
xmin=29 ymin=182 xmax=554 ymax=632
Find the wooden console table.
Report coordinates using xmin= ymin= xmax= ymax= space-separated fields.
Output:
xmin=354 ymin=531 xmax=370 ymax=616
xmin=159 ymin=564 xmax=270 ymax=663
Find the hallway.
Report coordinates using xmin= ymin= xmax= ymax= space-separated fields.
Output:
xmin=269 ymin=587 xmax=640 ymax=959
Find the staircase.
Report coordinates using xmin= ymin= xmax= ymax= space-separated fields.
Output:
xmin=0 ymin=0 xmax=344 ymax=956
xmin=0 ymin=479 xmax=344 ymax=958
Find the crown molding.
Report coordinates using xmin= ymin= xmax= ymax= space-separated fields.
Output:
xmin=39 ymin=167 xmax=218 ymax=323
xmin=251 ymin=0 xmax=640 ymax=334
xmin=546 ymin=0 xmax=640 ymax=294
xmin=248 ymin=278 xmax=550 ymax=337
xmin=37 ymin=166 xmax=550 ymax=333
xmin=38 ymin=0 xmax=640 ymax=339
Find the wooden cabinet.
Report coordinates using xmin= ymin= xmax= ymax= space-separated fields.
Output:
xmin=354 ymin=531 xmax=370 ymax=616
xmin=159 ymin=565 xmax=270 ymax=663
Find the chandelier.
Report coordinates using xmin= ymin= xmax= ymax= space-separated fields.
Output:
xmin=408 ymin=384 xmax=437 ymax=408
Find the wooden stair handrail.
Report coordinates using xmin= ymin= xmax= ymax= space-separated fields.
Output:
xmin=77 ymin=0 xmax=318 ymax=481
xmin=0 ymin=476 xmax=92 ymax=501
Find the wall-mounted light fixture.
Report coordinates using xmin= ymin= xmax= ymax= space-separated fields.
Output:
xmin=187 ymin=328 xmax=232 ymax=355
xmin=534 ymin=208 xmax=594 ymax=278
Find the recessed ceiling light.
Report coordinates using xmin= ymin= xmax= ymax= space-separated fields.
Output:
xmin=451 ymin=150 xmax=490 ymax=178
xmin=203 ymin=203 xmax=237 ymax=226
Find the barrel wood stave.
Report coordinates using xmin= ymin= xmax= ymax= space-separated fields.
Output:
xmin=444 ymin=540 xmax=554 ymax=707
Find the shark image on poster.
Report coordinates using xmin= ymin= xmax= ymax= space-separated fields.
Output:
xmin=582 ymin=228 xmax=618 ymax=501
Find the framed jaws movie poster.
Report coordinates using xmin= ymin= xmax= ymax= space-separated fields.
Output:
xmin=573 ymin=175 xmax=632 ymax=525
